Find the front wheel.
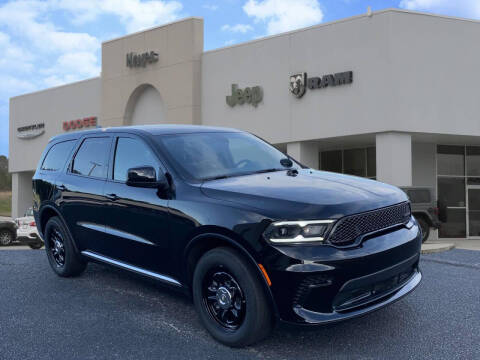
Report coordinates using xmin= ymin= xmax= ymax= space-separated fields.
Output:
xmin=0 ymin=229 xmax=14 ymax=246
xmin=192 ymin=247 xmax=273 ymax=347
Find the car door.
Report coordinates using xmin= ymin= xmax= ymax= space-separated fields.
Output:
xmin=56 ymin=135 xmax=113 ymax=252
xmin=101 ymin=134 xmax=171 ymax=275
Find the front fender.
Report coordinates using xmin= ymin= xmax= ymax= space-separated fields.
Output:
xmin=182 ymin=231 xmax=280 ymax=321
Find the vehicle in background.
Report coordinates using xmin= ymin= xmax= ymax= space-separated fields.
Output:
xmin=0 ymin=217 xmax=17 ymax=246
xmin=400 ymin=187 xmax=446 ymax=243
xmin=15 ymin=207 xmax=43 ymax=249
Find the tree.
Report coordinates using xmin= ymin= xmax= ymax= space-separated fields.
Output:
xmin=0 ymin=156 xmax=12 ymax=191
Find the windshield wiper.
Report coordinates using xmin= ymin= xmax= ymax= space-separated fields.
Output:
xmin=202 ymin=168 xmax=287 ymax=182
xmin=202 ymin=174 xmax=238 ymax=181
xmin=250 ymin=168 xmax=287 ymax=174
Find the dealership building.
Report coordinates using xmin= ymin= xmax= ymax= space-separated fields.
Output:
xmin=9 ymin=9 xmax=480 ymax=239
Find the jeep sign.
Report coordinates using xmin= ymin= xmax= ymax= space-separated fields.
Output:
xmin=226 ymin=84 xmax=263 ymax=107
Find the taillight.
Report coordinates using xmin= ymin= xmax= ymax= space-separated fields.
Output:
xmin=433 ymin=207 xmax=439 ymax=215
xmin=29 ymin=221 xmax=36 ymax=227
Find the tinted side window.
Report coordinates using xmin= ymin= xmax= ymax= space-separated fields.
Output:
xmin=407 ymin=189 xmax=431 ymax=203
xmin=71 ymin=137 xmax=111 ymax=179
xmin=41 ymin=140 xmax=76 ymax=171
xmin=113 ymin=137 xmax=158 ymax=182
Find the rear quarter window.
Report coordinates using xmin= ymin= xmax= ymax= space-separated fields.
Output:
xmin=71 ymin=137 xmax=111 ymax=179
xmin=41 ymin=140 xmax=76 ymax=172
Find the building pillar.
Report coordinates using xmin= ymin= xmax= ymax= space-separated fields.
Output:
xmin=376 ymin=132 xmax=412 ymax=186
xmin=287 ymin=142 xmax=319 ymax=169
xmin=11 ymin=171 xmax=34 ymax=218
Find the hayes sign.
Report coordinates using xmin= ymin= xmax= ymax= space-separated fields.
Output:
xmin=289 ymin=71 xmax=353 ymax=98
xmin=126 ymin=51 xmax=159 ymax=68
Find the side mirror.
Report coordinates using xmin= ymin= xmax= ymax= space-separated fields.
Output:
xmin=126 ymin=166 xmax=169 ymax=190
xmin=280 ymin=158 xmax=293 ymax=168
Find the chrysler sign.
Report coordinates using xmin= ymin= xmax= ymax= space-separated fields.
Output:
xmin=289 ymin=71 xmax=353 ymax=98
xmin=17 ymin=123 xmax=45 ymax=139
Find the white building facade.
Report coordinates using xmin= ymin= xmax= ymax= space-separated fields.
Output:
xmin=9 ymin=9 xmax=480 ymax=239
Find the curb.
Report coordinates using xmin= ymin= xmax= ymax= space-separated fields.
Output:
xmin=421 ymin=243 xmax=455 ymax=254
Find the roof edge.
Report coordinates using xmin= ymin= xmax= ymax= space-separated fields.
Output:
xmin=203 ymin=8 xmax=480 ymax=55
xmin=102 ymin=16 xmax=203 ymax=45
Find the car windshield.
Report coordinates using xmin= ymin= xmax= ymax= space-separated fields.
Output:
xmin=155 ymin=132 xmax=297 ymax=181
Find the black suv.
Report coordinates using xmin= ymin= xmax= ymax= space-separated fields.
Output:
xmin=33 ymin=125 xmax=422 ymax=347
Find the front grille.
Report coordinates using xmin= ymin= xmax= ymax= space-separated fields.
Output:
xmin=333 ymin=265 xmax=416 ymax=312
xmin=327 ymin=202 xmax=411 ymax=246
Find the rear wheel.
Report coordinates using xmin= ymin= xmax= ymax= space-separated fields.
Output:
xmin=44 ymin=217 xmax=87 ymax=277
xmin=417 ymin=217 xmax=430 ymax=243
xmin=192 ymin=247 xmax=273 ymax=347
xmin=0 ymin=229 xmax=14 ymax=246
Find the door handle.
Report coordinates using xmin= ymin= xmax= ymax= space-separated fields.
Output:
xmin=57 ymin=184 xmax=67 ymax=191
xmin=106 ymin=193 xmax=119 ymax=201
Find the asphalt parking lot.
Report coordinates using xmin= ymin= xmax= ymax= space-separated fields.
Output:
xmin=0 ymin=249 xmax=478 ymax=360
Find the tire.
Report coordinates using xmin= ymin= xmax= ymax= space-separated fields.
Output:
xmin=417 ymin=217 xmax=430 ymax=243
xmin=0 ymin=229 xmax=14 ymax=246
xmin=192 ymin=247 xmax=273 ymax=347
xmin=29 ymin=242 xmax=44 ymax=250
xmin=44 ymin=217 xmax=87 ymax=277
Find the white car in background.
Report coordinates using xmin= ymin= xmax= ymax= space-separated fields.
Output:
xmin=15 ymin=207 xmax=43 ymax=249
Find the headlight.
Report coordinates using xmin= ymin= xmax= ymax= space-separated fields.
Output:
xmin=263 ymin=220 xmax=335 ymax=244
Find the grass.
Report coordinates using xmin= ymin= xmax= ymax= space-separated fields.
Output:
xmin=0 ymin=191 xmax=12 ymax=217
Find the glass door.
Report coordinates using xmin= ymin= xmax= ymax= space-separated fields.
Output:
xmin=467 ymin=186 xmax=480 ymax=237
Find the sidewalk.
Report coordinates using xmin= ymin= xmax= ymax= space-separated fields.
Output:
xmin=429 ymin=238 xmax=480 ymax=251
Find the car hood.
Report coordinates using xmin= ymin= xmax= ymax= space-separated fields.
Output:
xmin=200 ymin=169 xmax=408 ymax=219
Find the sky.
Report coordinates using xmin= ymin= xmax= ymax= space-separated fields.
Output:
xmin=1 ymin=0 xmax=480 ymax=157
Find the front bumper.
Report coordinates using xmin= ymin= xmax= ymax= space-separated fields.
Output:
xmin=264 ymin=218 xmax=422 ymax=324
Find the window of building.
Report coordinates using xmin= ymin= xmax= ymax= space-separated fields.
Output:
xmin=437 ymin=145 xmax=464 ymax=176
xmin=71 ymin=137 xmax=111 ymax=179
xmin=113 ymin=137 xmax=158 ymax=182
xmin=41 ymin=140 xmax=76 ymax=171
xmin=367 ymin=147 xmax=376 ymax=177
xmin=343 ymin=149 xmax=366 ymax=176
xmin=320 ymin=147 xmax=375 ymax=179
xmin=436 ymin=145 xmax=480 ymax=238
xmin=466 ymin=147 xmax=480 ymax=176
xmin=320 ymin=150 xmax=342 ymax=173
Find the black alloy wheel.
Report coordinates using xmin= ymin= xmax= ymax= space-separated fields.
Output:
xmin=193 ymin=247 xmax=273 ymax=347
xmin=49 ymin=228 xmax=65 ymax=267
xmin=203 ymin=269 xmax=246 ymax=330
xmin=44 ymin=217 xmax=87 ymax=277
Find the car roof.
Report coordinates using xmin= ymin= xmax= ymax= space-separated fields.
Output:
xmin=49 ymin=124 xmax=243 ymax=143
